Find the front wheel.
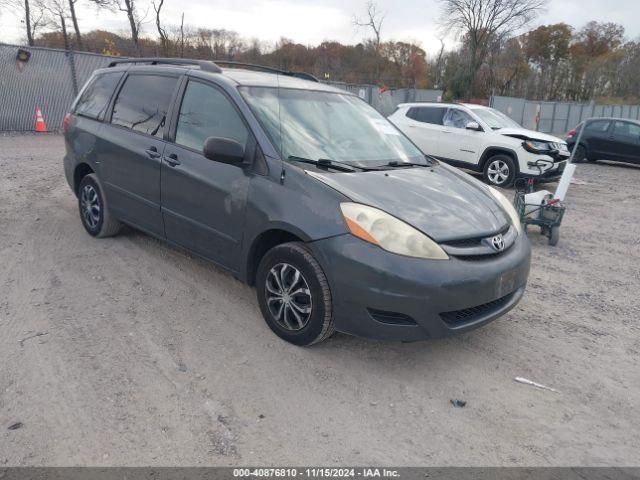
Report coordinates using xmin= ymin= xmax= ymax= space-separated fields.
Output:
xmin=573 ymin=144 xmax=588 ymax=162
xmin=483 ymin=154 xmax=516 ymax=187
xmin=256 ymin=242 xmax=335 ymax=346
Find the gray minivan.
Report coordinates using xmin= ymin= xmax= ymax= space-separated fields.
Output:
xmin=63 ymin=58 xmax=531 ymax=345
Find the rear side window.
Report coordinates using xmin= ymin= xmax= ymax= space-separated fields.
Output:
xmin=74 ymin=72 xmax=122 ymax=120
xmin=111 ymin=74 xmax=178 ymax=138
xmin=585 ymin=120 xmax=611 ymax=132
xmin=407 ymin=107 xmax=445 ymax=125
xmin=175 ymin=81 xmax=249 ymax=151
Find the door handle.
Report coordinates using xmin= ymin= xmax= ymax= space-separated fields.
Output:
xmin=164 ymin=153 xmax=181 ymax=167
xmin=145 ymin=146 xmax=161 ymax=158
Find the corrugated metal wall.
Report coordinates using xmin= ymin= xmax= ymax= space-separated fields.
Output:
xmin=0 ymin=43 xmax=113 ymax=131
xmin=491 ymin=94 xmax=640 ymax=135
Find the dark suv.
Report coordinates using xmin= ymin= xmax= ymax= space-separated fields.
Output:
xmin=63 ymin=58 xmax=531 ymax=345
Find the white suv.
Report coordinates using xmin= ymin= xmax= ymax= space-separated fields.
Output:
xmin=388 ymin=103 xmax=570 ymax=187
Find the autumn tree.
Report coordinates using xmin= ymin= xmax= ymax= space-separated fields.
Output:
xmin=569 ymin=22 xmax=626 ymax=100
xmin=523 ymin=23 xmax=572 ymax=99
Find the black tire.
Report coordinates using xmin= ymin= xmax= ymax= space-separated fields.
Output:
xmin=573 ymin=144 xmax=588 ymax=163
xmin=548 ymin=226 xmax=560 ymax=246
xmin=78 ymin=174 xmax=122 ymax=238
xmin=483 ymin=154 xmax=517 ymax=187
xmin=256 ymin=242 xmax=335 ymax=346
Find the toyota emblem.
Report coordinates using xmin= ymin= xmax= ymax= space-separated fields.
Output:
xmin=491 ymin=234 xmax=505 ymax=251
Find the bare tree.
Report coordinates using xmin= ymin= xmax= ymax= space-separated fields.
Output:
xmin=37 ymin=0 xmax=71 ymax=48
xmin=433 ymin=37 xmax=446 ymax=88
xmin=152 ymin=0 xmax=167 ymax=55
xmin=0 ymin=0 xmax=50 ymax=45
xmin=353 ymin=1 xmax=385 ymax=78
xmin=439 ymin=0 xmax=545 ymax=97
xmin=178 ymin=12 xmax=185 ymax=57
xmin=90 ymin=0 xmax=147 ymax=53
xmin=67 ymin=0 xmax=82 ymax=49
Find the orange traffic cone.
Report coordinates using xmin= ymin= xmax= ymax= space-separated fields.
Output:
xmin=35 ymin=107 xmax=48 ymax=132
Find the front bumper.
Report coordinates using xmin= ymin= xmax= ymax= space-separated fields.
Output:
xmin=520 ymin=159 xmax=567 ymax=183
xmin=518 ymin=148 xmax=569 ymax=180
xmin=309 ymin=233 xmax=531 ymax=341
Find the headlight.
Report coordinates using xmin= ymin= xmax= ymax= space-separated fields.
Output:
xmin=340 ymin=203 xmax=449 ymax=260
xmin=488 ymin=187 xmax=522 ymax=235
xmin=523 ymin=140 xmax=551 ymax=153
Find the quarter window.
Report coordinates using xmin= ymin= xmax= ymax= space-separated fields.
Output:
xmin=111 ymin=74 xmax=178 ymax=138
xmin=175 ymin=81 xmax=249 ymax=151
xmin=407 ymin=107 xmax=446 ymax=125
xmin=74 ymin=72 xmax=122 ymax=120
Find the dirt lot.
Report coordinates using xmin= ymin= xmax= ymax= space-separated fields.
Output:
xmin=0 ymin=134 xmax=639 ymax=466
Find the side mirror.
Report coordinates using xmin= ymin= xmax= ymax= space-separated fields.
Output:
xmin=465 ymin=121 xmax=481 ymax=131
xmin=203 ymin=136 xmax=245 ymax=165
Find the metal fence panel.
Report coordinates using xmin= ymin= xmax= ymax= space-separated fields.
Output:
xmin=552 ymin=102 xmax=570 ymax=133
xmin=538 ymin=103 xmax=555 ymax=133
xmin=490 ymin=96 xmax=526 ymax=125
xmin=491 ymin=95 xmax=640 ymax=135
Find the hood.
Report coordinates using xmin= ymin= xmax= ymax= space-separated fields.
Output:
xmin=498 ymin=127 xmax=566 ymax=144
xmin=308 ymin=164 xmax=509 ymax=242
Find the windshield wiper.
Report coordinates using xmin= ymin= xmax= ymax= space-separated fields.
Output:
xmin=288 ymin=155 xmax=367 ymax=172
xmin=383 ymin=160 xmax=432 ymax=168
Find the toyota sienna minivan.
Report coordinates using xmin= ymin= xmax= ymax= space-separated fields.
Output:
xmin=63 ymin=58 xmax=531 ymax=345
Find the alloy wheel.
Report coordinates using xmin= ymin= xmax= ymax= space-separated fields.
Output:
xmin=265 ymin=263 xmax=313 ymax=331
xmin=80 ymin=184 xmax=101 ymax=229
xmin=487 ymin=159 xmax=510 ymax=185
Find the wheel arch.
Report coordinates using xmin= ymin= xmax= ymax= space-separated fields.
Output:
xmin=245 ymin=226 xmax=310 ymax=286
xmin=479 ymin=147 xmax=520 ymax=174
xmin=73 ymin=163 xmax=95 ymax=196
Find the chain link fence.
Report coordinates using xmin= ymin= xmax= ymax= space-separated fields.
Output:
xmin=0 ymin=44 xmax=114 ymax=131
xmin=0 ymin=43 xmax=442 ymax=132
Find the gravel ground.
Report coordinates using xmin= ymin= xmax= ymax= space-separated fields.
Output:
xmin=0 ymin=134 xmax=639 ymax=466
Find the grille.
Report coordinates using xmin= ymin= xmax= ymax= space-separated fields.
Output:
xmin=443 ymin=237 xmax=482 ymax=248
xmin=443 ymin=224 xmax=509 ymax=249
xmin=439 ymin=290 xmax=517 ymax=326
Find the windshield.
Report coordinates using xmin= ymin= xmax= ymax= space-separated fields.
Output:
xmin=240 ymin=86 xmax=426 ymax=167
xmin=470 ymin=107 xmax=522 ymax=130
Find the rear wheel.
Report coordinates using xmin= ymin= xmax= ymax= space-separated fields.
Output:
xmin=256 ymin=242 xmax=335 ymax=346
xmin=483 ymin=154 xmax=516 ymax=187
xmin=78 ymin=174 xmax=122 ymax=238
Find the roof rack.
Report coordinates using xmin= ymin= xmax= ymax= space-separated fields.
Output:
xmin=107 ymin=58 xmax=222 ymax=73
xmin=106 ymin=57 xmax=319 ymax=82
xmin=211 ymin=60 xmax=319 ymax=82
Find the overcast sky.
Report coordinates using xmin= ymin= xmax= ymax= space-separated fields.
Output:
xmin=1 ymin=0 xmax=639 ymax=55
